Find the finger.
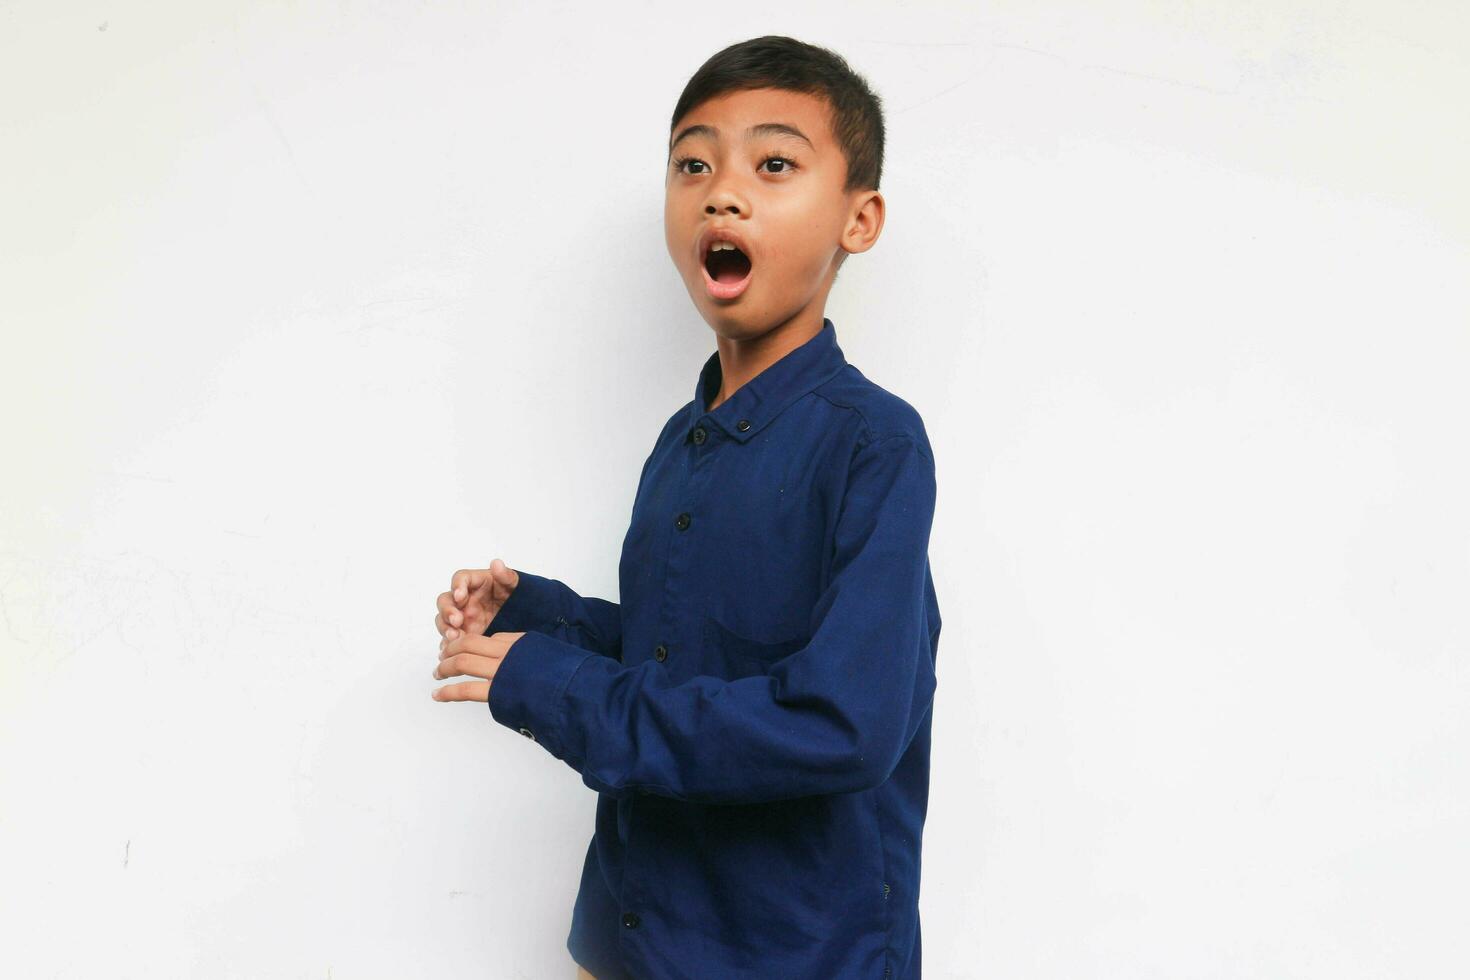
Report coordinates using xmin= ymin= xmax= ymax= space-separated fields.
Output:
xmin=435 ymin=609 xmax=459 ymax=640
xmin=439 ymin=625 xmax=472 ymax=654
xmin=436 ymin=591 xmax=464 ymax=631
xmin=433 ymin=650 xmax=500 ymax=682
xmin=440 ymin=630 xmax=504 ymax=662
xmin=452 ymin=567 xmax=494 ymax=606
xmin=431 ymin=680 xmax=491 ymax=703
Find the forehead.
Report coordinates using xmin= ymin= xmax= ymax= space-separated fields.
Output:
xmin=672 ymin=87 xmax=834 ymax=149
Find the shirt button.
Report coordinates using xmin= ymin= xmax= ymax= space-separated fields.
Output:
xmin=622 ymin=911 xmax=640 ymax=929
xmin=675 ymin=512 xmax=691 ymax=530
xmin=736 ymin=419 xmax=751 ymax=431
xmin=692 ymin=426 xmax=706 ymax=445
xmin=654 ymin=644 xmax=667 ymax=662
xmin=518 ymin=727 xmax=536 ymax=741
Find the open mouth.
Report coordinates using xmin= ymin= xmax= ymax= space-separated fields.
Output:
xmin=702 ymin=241 xmax=754 ymax=300
xmin=704 ymin=243 xmax=752 ymax=285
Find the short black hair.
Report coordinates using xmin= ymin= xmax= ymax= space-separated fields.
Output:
xmin=669 ymin=35 xmax=886 ymax=194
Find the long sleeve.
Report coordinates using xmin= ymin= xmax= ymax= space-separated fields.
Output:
xmin=483 ymin=569 xmax=622 ymax=661
xmin=486 ymin=433 xmax=938 ymax=804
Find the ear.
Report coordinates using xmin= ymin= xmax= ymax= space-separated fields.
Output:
xmin=841 ymin=190 xmax=885 ymax=256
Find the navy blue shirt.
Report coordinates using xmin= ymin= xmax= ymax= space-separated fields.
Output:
xmin=485 ymin=317 xmax=941 ymax=979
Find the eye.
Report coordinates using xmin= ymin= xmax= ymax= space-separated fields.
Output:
xmin=669 ymin=153 xmax=800 ymax=176
xmin=760 ymin=155 xmax=798 ymax=174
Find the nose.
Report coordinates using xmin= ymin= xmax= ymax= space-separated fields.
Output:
xmin=704 ymin=180 xmax=744 ymax=216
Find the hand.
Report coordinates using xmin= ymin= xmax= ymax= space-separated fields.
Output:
xmin=436 ymin=558 xmax=520 ymax=654
xmin=431 ymin=629 xmax=527 ymax=702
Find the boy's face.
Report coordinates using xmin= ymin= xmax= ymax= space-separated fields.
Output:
xmin=664 ymin=87 xmax=882 ymax=339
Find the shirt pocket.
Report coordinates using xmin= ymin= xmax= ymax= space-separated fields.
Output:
xmin=702 ymin=615 xmax=807 ymax=680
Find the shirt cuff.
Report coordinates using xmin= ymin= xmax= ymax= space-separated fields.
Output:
xmin=486 ymin=628 xmax=597 ymax=759
xmin=483 ymin=569 xmax=565 ymax=635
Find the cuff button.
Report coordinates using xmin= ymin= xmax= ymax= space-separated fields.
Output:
xmin=518 ymin=727 xmax=536 ymax=741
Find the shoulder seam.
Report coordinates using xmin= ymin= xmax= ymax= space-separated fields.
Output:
xmin=812 ymin=373 xmax=930 ymax=461
xmin=810 ymin=386 xmax=877 ymax=442
xmin=858 ymin=431 xmax=934 ymax=464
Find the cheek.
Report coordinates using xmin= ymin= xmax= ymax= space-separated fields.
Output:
xmin=664 ymin=228 xmax=691 ymax=272
xmin=773 ymin=207 xmax=837 ymax=272
xmin=761 ymin=235 xmax=822 ymax=282
xmin=663 ymin=197 xmax=689 ymax=254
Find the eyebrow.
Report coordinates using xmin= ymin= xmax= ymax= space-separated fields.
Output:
xmin=668 ymin=122 xmax=815 ymax=158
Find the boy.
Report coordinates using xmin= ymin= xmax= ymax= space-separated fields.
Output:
xmin=432 ymin=36 xmax=941 ymax=979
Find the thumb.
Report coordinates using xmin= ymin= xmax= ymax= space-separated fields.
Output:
xmin=490 ymin=557 xmax=519 ymax=591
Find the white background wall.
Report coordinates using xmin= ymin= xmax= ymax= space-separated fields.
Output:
xmin=2 ymin=2 xmax=1466 ymax=977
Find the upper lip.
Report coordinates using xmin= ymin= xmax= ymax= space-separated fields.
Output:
xmin=697 ymin=225 xmax=755 ymax=266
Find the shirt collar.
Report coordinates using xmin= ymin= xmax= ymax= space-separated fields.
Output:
xmin=687 ymin=317 xmax=849 ymax=444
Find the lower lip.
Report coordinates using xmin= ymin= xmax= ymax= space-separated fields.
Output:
xmin=702 ymin=258 xmax=753 ymax=300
